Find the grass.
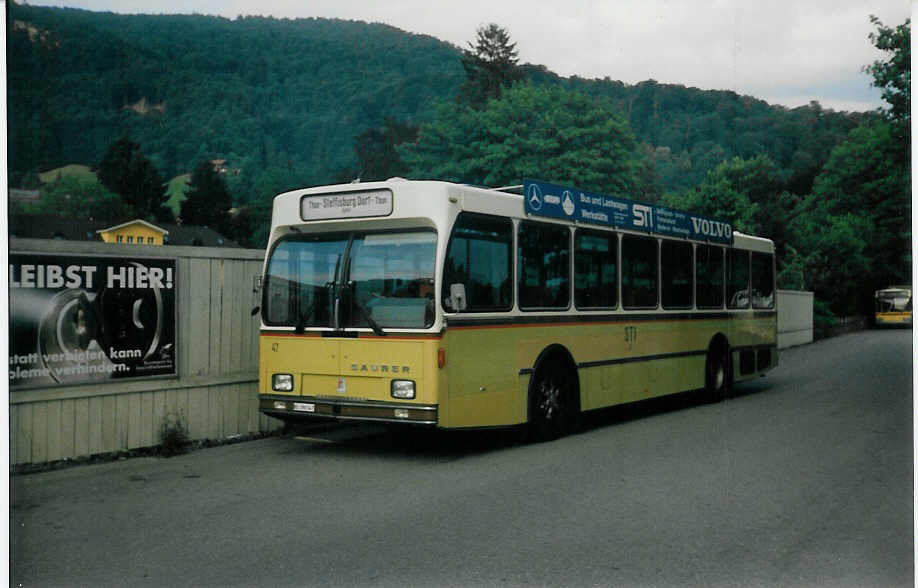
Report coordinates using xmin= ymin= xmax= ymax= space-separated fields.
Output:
xmin=38 ymin=164 xmax=96 ymax=183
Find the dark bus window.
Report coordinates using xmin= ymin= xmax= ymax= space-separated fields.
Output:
xmin=575 ymin=229 xmax=617 ymax=309
xmin=622 ymin=235 xmax=658 ymax=309
xmin=519 ymin=221 xmax=570 ymax=309
xmin=661 ymin=240 xmax=693 ymax=309
xmin=751 ymin=252 xmax=775 ymax=309
xmin=696 ymin=245 xmax=724 ymax=309
xmin=727 ymin=249 xmax=750 ymax=309
xmin=442 ymin=213 xmax=512 ymax=312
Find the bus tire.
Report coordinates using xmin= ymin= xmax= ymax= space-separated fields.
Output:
xmin=528 ymin=353 xmax=579 ymax=442
xmin=702 ymin=338 xmax=731 ymax=403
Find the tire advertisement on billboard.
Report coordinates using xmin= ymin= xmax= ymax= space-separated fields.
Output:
xmin=9 ymin=253 xmax=177 ymax=389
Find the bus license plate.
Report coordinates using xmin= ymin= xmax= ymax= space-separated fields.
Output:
xmin=293 ymin=402 xmax=315 ymax=413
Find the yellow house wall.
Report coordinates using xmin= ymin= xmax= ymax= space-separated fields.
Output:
xmin=99 ymin=224 xmax=165 ymax=245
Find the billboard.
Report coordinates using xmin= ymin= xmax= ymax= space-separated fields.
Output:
xmin=523 ymin=178 xmax=734 ymax=245
xmin=9 ymin=253 xmax=177 ymax=389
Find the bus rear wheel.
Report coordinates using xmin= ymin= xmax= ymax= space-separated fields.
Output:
xmin=702 ymin=341 xmax=731 ymax=403
xmin=528 ymin=364 xmax=576 ymax=442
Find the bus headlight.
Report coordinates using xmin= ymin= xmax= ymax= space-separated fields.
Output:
xmin=272 ymin=373 xmax=294 ymax=392
xmin=391 ymin=380 xmax=416 ymax=399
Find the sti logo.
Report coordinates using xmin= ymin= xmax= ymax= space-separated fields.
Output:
xmin=633 ymin=204 xmax=653 ymax=229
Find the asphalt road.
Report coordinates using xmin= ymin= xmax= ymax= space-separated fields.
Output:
xmin=11 ymin=329 xmax=913 ymax=587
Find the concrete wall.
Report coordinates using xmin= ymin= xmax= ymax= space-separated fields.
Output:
xmin=777 ymin=289 xmax=814 ymax=349
xmin=9 ymin=238 xmax=279 ymax=466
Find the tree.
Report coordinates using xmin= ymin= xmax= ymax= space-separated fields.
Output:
xmin=865 ymin=16 xmax=910 ymax=127
xmin=180 ymin=160 xmax=232 ymax=233
xmin=458 ymin=23 xmax=524 ymax=108
xmin=401 ymin=84 xmax=638 ymax=195
xmin=14 ymin=175 xmax=131 ymax=219
xmin=663 ymin=156 xmax=782 ymax=235
xmin=782 ymin=16 xmax=911 ymax=316
xmin=97 ymin=137 xmax=168 ymax=219
xmin=663 ymin=177 xmax=757 ymax=235
xmin=353 ymin=117 xmax=419 ymax=181
xmin=783 ymin=204 xmax=873 ymax=316
xmin=809 ymin=119 xmax=910 ymax=299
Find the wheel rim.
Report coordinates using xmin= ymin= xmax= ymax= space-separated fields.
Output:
xmin=538 ymin=376 xmax=561 ymax=422
xmin=713 ymin=362 xmax=725 ymax=390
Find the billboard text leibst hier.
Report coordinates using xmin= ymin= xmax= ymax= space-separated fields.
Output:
xmin=9 ymin=254 xmax=176 ymax=388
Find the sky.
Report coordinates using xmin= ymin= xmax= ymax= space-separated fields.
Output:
xmin=21 ymin=0 xmax=913 ymax=112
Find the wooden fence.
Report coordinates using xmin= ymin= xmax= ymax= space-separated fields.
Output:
xmin=9 ymin=238 xmax=279 ymax=466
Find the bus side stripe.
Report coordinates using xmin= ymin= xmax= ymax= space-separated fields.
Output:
xmin=519 ymin=344 xmax=777 ymax=375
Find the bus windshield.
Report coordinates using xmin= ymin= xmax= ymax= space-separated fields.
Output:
xmin=263 ymin=230 xmax=437 ymax=330
xmin=876 ymin=290 xmax=912 ymax=312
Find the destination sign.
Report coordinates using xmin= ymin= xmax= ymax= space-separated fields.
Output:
xmin=522 ymin=179 xmax=733 ymax=245
xmin=301 ymin=189 xmax=393 ymax=221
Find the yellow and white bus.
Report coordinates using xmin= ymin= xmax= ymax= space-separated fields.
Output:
xmin=874 ymin=286 xmax=912 ymax=327
xmin=257 ymin=178 xmax=777 ymax=440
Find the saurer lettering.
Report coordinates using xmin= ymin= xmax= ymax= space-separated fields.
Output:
xmin=350 ymin=364 xmax=411 ymax=374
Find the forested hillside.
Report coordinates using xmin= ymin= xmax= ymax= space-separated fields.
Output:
xmin=7 ymin=2 xmax=465 ymax=187
xmin=9 ymin=2 xmax=863 ymax=197
xmin=8 ymin=4 xmax=909 ymax=317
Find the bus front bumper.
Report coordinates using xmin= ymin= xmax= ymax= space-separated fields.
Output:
xmin=259 ymin=394 xmax=438 ymax=426
xmin=876 ymin=313 xmax=912 ymax=326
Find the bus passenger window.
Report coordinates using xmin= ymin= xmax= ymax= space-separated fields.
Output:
xmin=696 ymin=245 xmax=724 ymax=309
xmin=727 ymin=249 xmax=750 ymax=309
xmin=622 ymin=235 xmax=658 ymax=309
xmin=518 ymin=221 xmax=570 ymax=309
xmin=661 ymin=241 xmax=693 ymax=309
xmin=575 ymin=229 xmax=617 ymax=309
xmin=442 ymin=213 xmax=512 ymax=312
xmin=751 ymin=252 xmax=775 ymax=309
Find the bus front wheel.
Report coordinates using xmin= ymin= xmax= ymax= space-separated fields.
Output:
xmin=528 ymin=360 xmax=578 ymax=442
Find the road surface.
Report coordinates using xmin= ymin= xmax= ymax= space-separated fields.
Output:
xmin=11 ymin=329 xmax=913 ymax=587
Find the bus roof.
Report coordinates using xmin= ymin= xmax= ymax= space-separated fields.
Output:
xmin=272 ymin=178 xmax=774 ymax=252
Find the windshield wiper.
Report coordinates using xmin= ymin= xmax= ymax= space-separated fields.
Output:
xmin=346 ymin=282 xmax=386 ymax=336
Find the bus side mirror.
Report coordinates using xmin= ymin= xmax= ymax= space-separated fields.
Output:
xmin=446 ymin=283 xmax=467 ymax=312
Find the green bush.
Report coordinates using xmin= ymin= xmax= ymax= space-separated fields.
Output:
xmin=159 ymin=411 xmax=189 ymax=457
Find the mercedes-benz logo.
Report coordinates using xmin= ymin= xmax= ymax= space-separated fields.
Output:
xmin=527 ymin=184 xmax=543 ymax=211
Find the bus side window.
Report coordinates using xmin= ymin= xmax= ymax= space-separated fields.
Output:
xmin=622 ymin=235 xmax=658 ymax=309
xmin=661 ymin=240 xmax=693 ymax=309
xmin=727 ymin=249 xmax=750 ymax=309
xmin=696 ymin=244 xmax=724 ymax=309
xmin=518 ymin=221 xmax=570 ymax=310
xmin=751 ymin=252 xmax=775 ymax=309
xmin=575 ymin=229 xmax=617 ymax=309
xmin=442 ymin=213 xmax=513 ymax=312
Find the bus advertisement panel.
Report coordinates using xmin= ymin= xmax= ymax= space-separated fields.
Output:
xmin=523 ymin=178 xmax=733 ymax=245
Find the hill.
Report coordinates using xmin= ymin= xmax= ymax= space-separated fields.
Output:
xmin=8 ymin=2 xmax=867 ymax=198
xmin=8 ymin=3 xmax=465 ymax=188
